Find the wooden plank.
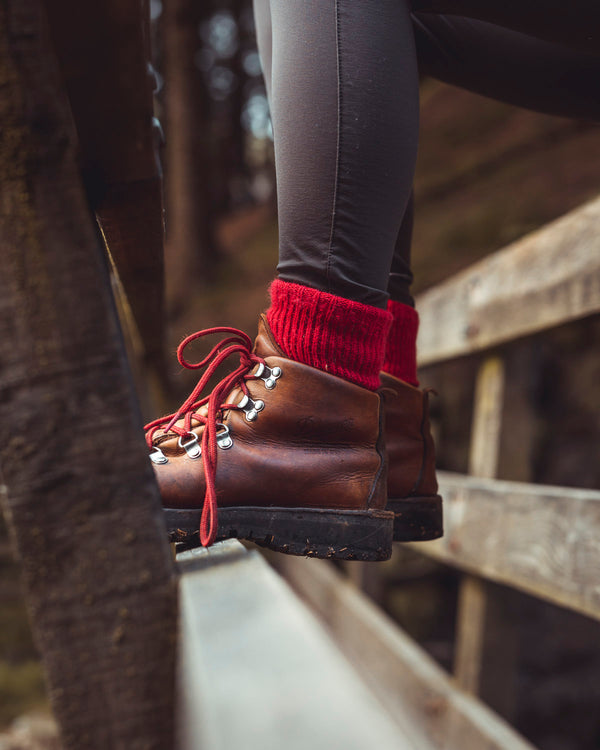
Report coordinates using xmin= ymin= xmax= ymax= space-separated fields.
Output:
xmin=411 ymin=472 xmax=600 ymax=621
xmin=176 ymin=540 xmax=419 ymax=750
xmin=96 ymin=177 xmax=167 ymax=372
xmin=453 ymin=577 xmax=518 ymax=721
xmin=276 ymin=555 xmax=535 ymax=750
xmin=468 ymin=357 xmax=505 ymax=479
xmin=0 ymin=3 xmax=176 ymax=747
xmin=454 ymin=576 xmax=489 ymax=692
xmin=45 ymin=0 xmax=167 ymax=369
xmin=416 ymin=197 xmax=600 ymax=366
xmin=454 ymin=357 xmax=517 ymax=720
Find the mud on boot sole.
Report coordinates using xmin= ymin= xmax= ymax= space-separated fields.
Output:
xmin=165 ymin=506 xmax=394 ymax=561
xmin=387 ymin=495 xmax=443 ymax=542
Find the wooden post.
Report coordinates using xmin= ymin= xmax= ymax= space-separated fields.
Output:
xmin=44 ymin=0 xmax=168 ymax=377
xmin=453 ymin=357 xmax=518 ymax=720
xmin=0 ymin=2 xmax=177 ymax=748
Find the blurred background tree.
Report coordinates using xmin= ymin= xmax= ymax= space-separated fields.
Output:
xmin=156 ymin=0 xmax=274 ymax=311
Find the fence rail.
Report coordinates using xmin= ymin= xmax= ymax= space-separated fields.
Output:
xmin=417 ymin=197 xmax=600 ymax=366
xmin=411 ymin=472 xmax=600 ymax=621
xmin=275 ymin=553 xmax=535 ymax=750
xmin=384 ymin=192 xmax=600 ymax=737
xmin=176 ymin=540 xmax=420 ymax=750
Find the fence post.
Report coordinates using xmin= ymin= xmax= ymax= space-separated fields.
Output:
xmin=453 ymin=357 xmax=518 ymax=720
xmin=0 ymin=2 xmax=177 ymax=747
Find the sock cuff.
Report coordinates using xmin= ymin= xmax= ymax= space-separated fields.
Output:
xmin=266 ymin=279 xmax=392 ymax=391
xmin=383 ymin=299 xmax=419 ymax=386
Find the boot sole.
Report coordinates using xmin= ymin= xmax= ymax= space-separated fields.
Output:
xmin=165 ymin=506 xmax=394 ymax=561
xmin=387 ymin=495 xmax=443 ymax=542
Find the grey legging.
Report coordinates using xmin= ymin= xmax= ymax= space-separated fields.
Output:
xmin=253 ymin=0 xmax=600 ymax=308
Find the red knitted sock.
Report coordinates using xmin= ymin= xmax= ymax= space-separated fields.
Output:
xmin=266 ymin=279 xmax=392 ymax=391
xmin=383 ymin=299 xmax=419 ymax=387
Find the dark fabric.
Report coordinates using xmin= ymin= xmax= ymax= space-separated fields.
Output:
xmin=253 ymin=0 xmax=600 ymax=309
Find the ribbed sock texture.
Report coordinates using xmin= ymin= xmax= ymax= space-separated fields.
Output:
xmin=266 ymin=279 xmax=392 ymax=391
xmin=383 ymin=299 xmax=419 ymax=387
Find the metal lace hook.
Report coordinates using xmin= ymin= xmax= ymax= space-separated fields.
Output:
xmin=178 ymin=431 xmax=202 ymax=459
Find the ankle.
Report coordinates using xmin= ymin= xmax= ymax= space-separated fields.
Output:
xmin=266 ymin=279 xmax=392 ymax=391
xmin=383 ymin=299 xmax=419 ymax=387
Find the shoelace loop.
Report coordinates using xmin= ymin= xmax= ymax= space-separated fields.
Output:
xmin=144 ymin=327 xmax=265 ymax=546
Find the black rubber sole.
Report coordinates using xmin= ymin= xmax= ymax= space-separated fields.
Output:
xmin=165 ymin=506 xmax=394 ymax=561
xmin=387 ymin=495 xmax=443 ymax=542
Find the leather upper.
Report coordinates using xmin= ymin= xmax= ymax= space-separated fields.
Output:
xmin=380 ymin=371 xmax=438 ymax=499
xmin=149 ymin=316 xmax=387 ymax=512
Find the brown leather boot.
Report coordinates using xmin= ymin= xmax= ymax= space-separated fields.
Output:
xmin=380 ymin=372 xmax=443 ymax=542
xmin=146 ymin=316 xmax=393 ymax=561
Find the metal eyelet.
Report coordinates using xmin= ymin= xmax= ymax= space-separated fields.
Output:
xmin=178 ymin=432 xmax=202 ymax=459
xmin=216 ymin=424 xmax=233 ymax=450
xmin=149 ymin=446 xmax=168 ymax=465
xmin=263 ymin=365 xmax=282 ymax=390
xmin=237 ymin=393 xmax=265 ymax=422
xmin=254 ymin=362 xmax=282 ymax=390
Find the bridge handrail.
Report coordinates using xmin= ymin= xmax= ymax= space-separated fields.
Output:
xmin=411 ymin=472 xmax=600 ymax=621
xmin=416 ymin=196 xmax=600 ymax=367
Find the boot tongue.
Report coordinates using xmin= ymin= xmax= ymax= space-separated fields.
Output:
xmin=253 ymin=314 xmax=285 ymax=359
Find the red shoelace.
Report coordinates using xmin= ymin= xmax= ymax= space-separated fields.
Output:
xmin=145 ymin=327 xmax=267 ymax=547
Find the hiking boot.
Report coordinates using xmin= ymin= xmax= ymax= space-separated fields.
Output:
xmin=380 ymin=372 xmax=443 ymax=542
xmin=146 ymin=316 xmax=393 ymax=561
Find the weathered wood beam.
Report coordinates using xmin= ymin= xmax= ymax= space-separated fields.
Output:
xmin=0 ymin=2 xmax=176 ymax=747
xmin=177 ymin=540 xmax=418 ymax=750
xmin=163 ymin=0 xmax=217 ymax=309
xmin=416 ymin=197 xmax=600 ymax=367
xmin=410 ymin=472 xmax=600 ymax=621
xmin=453 ymin=357 xmax=518 ymax=721
xmin=276 ymin=555 xmax=535 ymax=750
xmin=44 ymin=0 xmax=167 ymax=370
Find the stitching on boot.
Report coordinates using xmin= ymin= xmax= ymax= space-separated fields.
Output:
xmin=367 ymin=393 xmax=387 ymax=509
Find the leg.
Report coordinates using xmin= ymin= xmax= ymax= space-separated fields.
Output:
xmin=413 ymin=13 xmax=600 ymax=121
xmin=145 ymin=0 xmax=442 ymax=556
xmin=412 ymin=0 xmax=600 ymax=54
xmin=255 ymin=0 xmax=421 ymax=386
xmin=255 ymin=0 xmax=441 ymax=541
xmin=381 ymin=6 xmax=600 ymax=538
xmin=384 ymin=10 xmax=600 ymax=386
xmin=388 ymin=191 xmax=415 ymax=309
xmin=265 ymin=0 xmax=419 ymax=309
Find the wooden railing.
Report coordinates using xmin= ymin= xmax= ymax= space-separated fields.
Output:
xmin=176 ymin=540 xmax=422 ymax=749
xmin=275 ymin=196 xmax=600 ymax=749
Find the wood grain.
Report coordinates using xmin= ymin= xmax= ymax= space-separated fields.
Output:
xmin=411 ymin=472 xmax=600 ymax=621
xmin=0 ymin=3 xmax=176 ymax=747
xmin=177 ymin=540 xmax=419 ymax=750
xmin=416 ymin=197 xmax=600 ymax=366
xmin=45 ymin=0 xmax=167 ymax=371
xmin=468 ymin=357 xmax=505 ymax=479
xmin=277 ymin=555 xmax=534 ymax=750
xmin=454 ymin=356 xmax=517 ymax=720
